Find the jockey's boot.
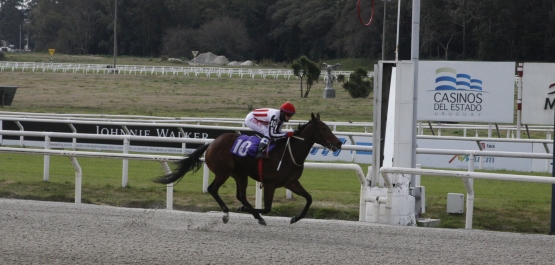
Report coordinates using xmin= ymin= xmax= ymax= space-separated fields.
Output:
xmin=256 ymin=137 xmax=269 ymax=159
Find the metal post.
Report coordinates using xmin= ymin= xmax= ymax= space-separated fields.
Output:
xmin=517 ymin=63 xmax=523 ymax=139
xmin=113 ymin=0 xmax=117 ymax=71
xmin=19 ymin=25 xmax=22 ymax=51
xmin=203 ymin=163 xmax=209 ymax=193
xmin=382 ymin=0 xmax=387 ymax=60
xmin=395 ymin=0 xmax=401 ymax=61
xmin=69 ymin=156 xmax=82 ymax=204
xmin=410 ymin=0 xmax=420 ymax=174
xmin=160 ymin=161 xmax=173 ymax=210
xmin=551 ymin=105 xmax=555 ymax=234
xmin=43 ymin=135 xmax=51 ymax=182
xmin=122 ymin=137 xmax=129 ymax=187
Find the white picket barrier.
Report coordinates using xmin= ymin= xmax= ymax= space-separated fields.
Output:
xmin=379 ymin=166 xmax=555 ymax=229
xmin=0 ymin=61 xmax=358 ymax=79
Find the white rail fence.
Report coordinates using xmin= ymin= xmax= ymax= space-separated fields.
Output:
xmin=0 ymin=114 xmax=374 ymax=134
xmin=2 ymin=111 xmax=553 ymax=139
xmin=2 ymin=126 xmax=555 ymax=226
xmin=0 ymin=129 xmax=371 ymax=219
xmin=0 ymin=61 xmax=360 ymax=80
xmin=379 ymin=166 xmax=555 ymax=229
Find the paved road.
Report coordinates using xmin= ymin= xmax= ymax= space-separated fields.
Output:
xmin=1 ymin=199 xmax=554 ymax=264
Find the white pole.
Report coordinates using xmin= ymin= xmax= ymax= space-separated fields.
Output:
xmin=69 ymin=156 xmax=82 ymax=204
xmin=43 ymin=135 xmax=50 ymax=182
xmin=410 ymin=0 xmax=421 ymax=171
xmin=488 ymin=123 xmax=492 ymax=138
xmin=256 ymin=183 xmax=262 ymax=209
xmin=160 ymin=161 xmax=173 ymax=210
xmin=122 ymin=137 xmax=129 ymax=187
xmin=465 ymin=154 xmax=475 ymax=229
xmin=203 ymin=163 xmax=209 ymax=193
xmin=516 ymin=63 xmax=523 ymax=139
xmin=286 ymin=189 xmax=292 ymax=199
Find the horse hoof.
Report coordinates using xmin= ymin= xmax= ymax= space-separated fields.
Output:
xmin=258 ymin=219 xmax=267 ymax=226
xmin=222 ymin=213 xmax=229 ymax=224
xmin=290 ymin=217 xmax=297 ymax=224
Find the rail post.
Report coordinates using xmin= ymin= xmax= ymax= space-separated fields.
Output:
xmin=69 ymin=155 xmax=82 ymax=204
xmin=43 ymin=134 xmax=51 ymax=182
xmin=160 ymin=161 xmax=173 ymax=210
xmin=122 ymin=137 xmax=130 ymax=187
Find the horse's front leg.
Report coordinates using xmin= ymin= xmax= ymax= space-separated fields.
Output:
xmin=284 ymin=180 xmax=312 ymax=224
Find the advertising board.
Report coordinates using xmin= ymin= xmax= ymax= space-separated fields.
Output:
xmin=417 ymin=139 xmax=532 ymax=171
xmin=417 ymin=61 xmax=515 ymax=123
xmin=521 ymin=63 xmax=555 ymax=125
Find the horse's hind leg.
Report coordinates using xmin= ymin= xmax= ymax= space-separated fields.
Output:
xmin=284 ymin=180 xmax=312 ymax=224
xmin=232 ymin=175 xmax=266 ymax=225
xmin=207 ymin=174 xmax=231 ymax=224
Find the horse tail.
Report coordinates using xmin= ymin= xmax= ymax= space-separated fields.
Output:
xmin=154 ymin=144 xmax=210 ymax=184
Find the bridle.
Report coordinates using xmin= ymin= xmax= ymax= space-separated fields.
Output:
xmin=278 ymin=121 xmax=336 ymax=169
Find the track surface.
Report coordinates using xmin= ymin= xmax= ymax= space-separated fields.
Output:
xmin=1 ymin=199 xmax=555 ymax=264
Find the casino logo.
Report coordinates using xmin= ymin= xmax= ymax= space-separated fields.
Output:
xmin=430 ymin=67 xmax=486 ymax=117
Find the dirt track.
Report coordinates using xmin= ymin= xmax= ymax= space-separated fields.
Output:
xmin=1 ymin=199 xmax=555 ymax=264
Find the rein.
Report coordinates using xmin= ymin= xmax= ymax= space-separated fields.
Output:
xmin=277 ymin=135 xmax=305 ymax=170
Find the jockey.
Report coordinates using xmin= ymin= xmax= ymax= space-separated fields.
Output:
xmin=244 ymin=101 xmax=296 ymax=159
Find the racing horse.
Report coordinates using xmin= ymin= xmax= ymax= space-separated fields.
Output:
xmin=155 ymin=113 xmax=342 ymax=225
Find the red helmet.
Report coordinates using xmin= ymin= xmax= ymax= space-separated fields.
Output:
xmin=280 ymin=102 xmax=296 ymax=115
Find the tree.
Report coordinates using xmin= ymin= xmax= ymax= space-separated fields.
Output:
xmin=267 ymin=0 xmax=338 ymax=62
xmin=195 ymin=17 xmax=252 ymax=61
xmin=447 ymin=0 xmax=478 ymax=59
xmin=291 ymin=56 xmax=320 ymax=98
xmin=421 ymin=0 xmax=458 ymax=60
xmin=0 ymin=0 xmax=26 ymax=48
xmin=27 ymin=0 xmax=102 ymax=54
xmin=161 ymin=27 xmax=197 ymax=58
xmin=342 ymin=68 xmax=372 ymax=99
xmin=18 ymin=0 xmax=555 ymax=63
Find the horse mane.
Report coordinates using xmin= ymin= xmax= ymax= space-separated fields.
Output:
xmin=295 ymin=121 xmax=309 ymax=133
xmin=294 ymin=118 xmax=315 ymax=135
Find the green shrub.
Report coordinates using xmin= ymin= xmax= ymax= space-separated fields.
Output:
xmin=342 ymin=68 xmax=373 ymax=98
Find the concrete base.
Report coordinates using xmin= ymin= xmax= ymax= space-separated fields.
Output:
xmin=363 ymin=187 xmax=416 ymax=226
xmin=323 ymin=88 xmax=335 ymax=98
xmin=417 ymin=218 xmax=441 ymax=227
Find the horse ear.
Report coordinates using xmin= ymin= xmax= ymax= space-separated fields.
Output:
xmin=310 ymin=113 xmax=320 ymax=121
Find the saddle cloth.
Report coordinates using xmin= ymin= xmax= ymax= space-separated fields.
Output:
xmin=230 ymin=135 xmax=276 ymax=157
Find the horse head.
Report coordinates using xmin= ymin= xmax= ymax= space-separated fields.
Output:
xmin=297 ymin=113 xmax=342 ymax=152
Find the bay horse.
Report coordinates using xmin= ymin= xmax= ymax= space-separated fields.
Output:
xmin=155 ymin=113 xmax=342 ymax=225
